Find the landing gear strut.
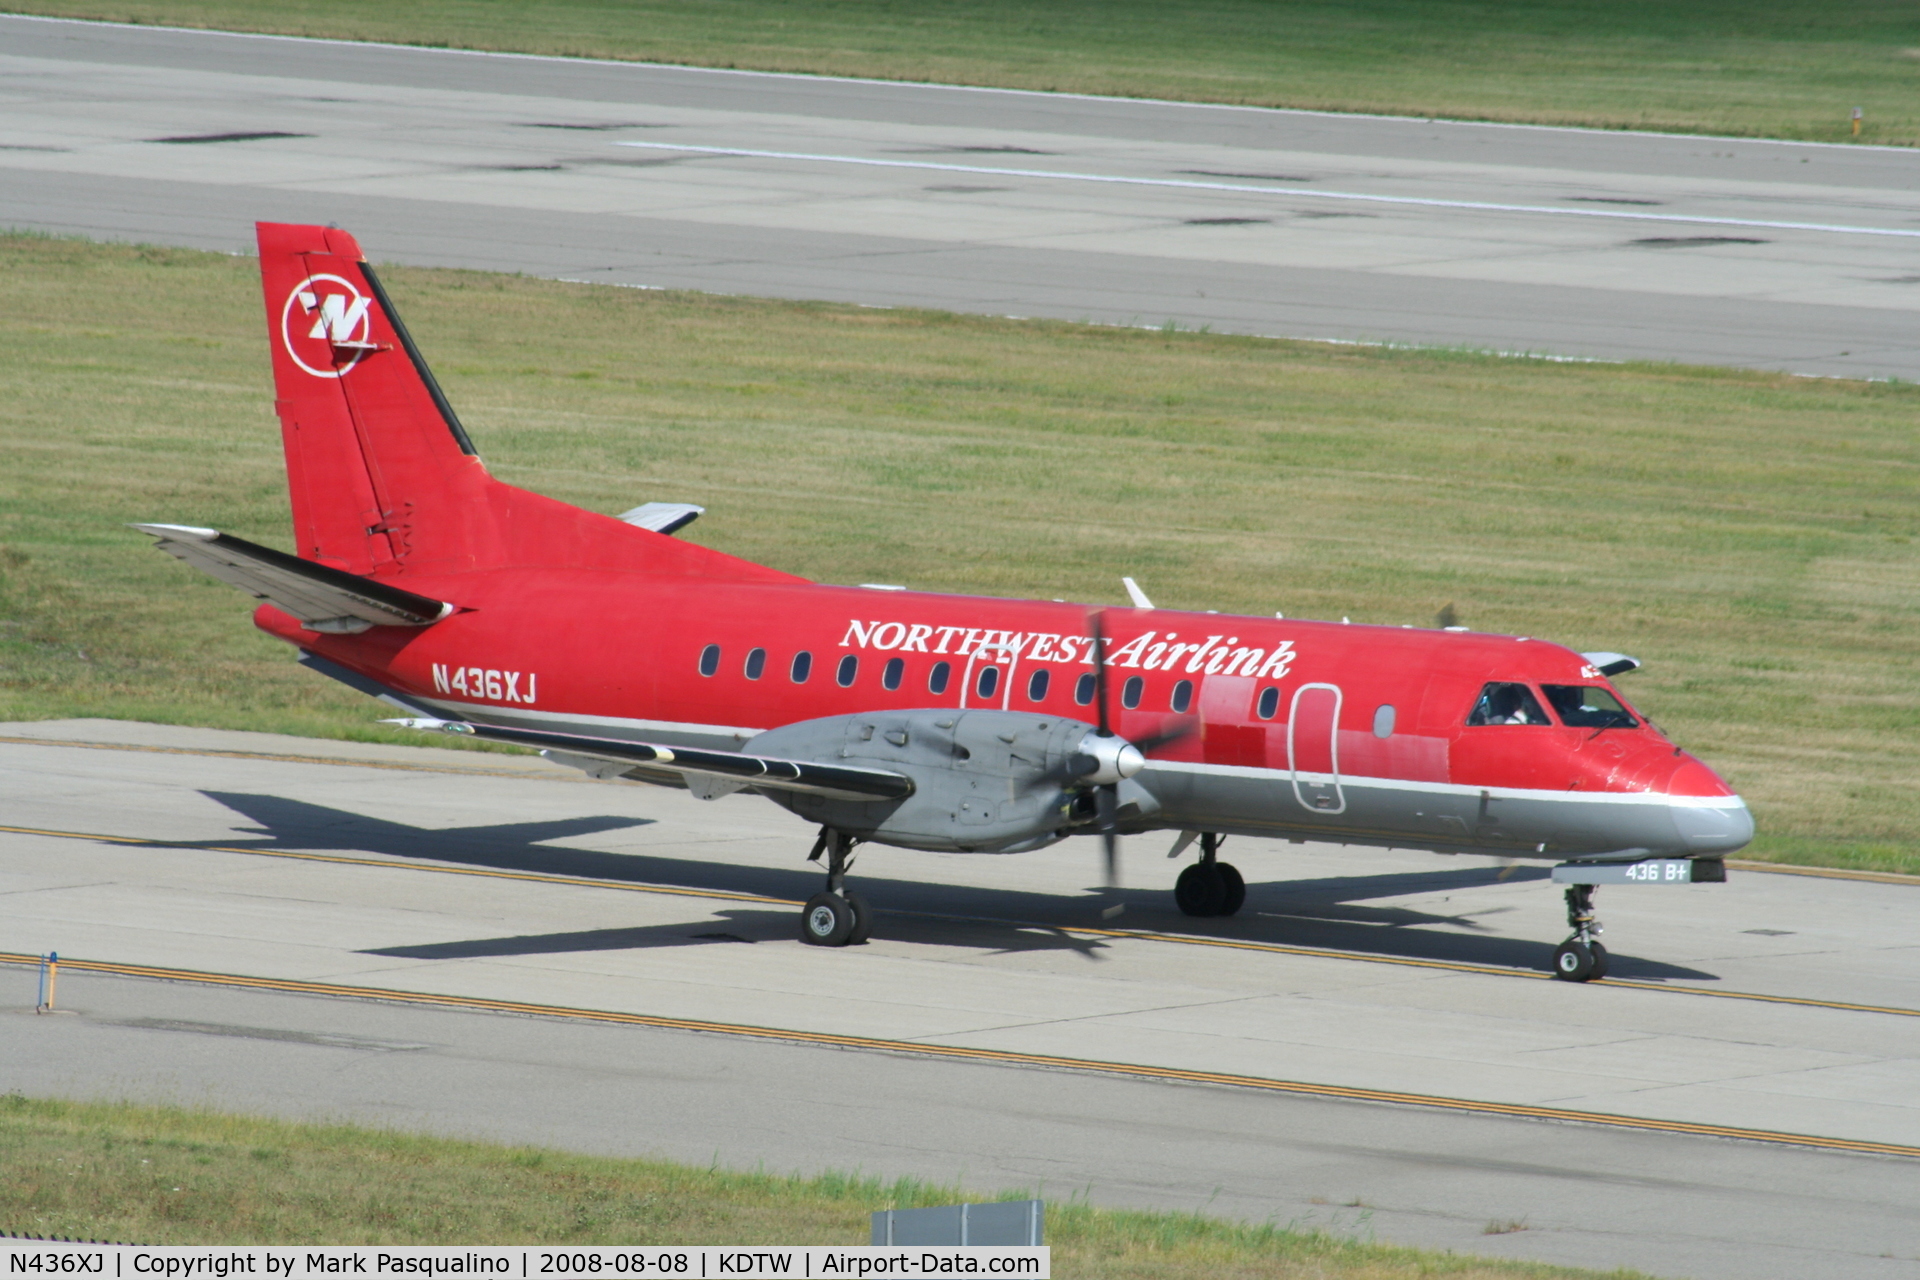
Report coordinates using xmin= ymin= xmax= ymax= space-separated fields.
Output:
xmin=800 ymin=827 xmax=872 ymax=947
xmin=1174 ymin=833 xmax=1246 ymax=918
xmin=1552 ymin=884 xmax=1609 ymax=981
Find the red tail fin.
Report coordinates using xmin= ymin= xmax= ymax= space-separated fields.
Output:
xmin=256 ymin=222 xmax=794 ymax=584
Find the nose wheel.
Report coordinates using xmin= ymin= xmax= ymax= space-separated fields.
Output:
xmin=799 ymin=828 xmax=872 ymax=947
xmin=1552 ymin=884 xmax=1609 ymax=981
xmin=1174 ymin=833 xmax=1245 ymax=917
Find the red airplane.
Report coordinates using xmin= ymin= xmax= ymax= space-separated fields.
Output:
xmin=137 ymin=222 xmax=1752 ymax=981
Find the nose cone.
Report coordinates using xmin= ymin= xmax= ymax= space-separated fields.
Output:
xmin=1666 ymin=758 xmax=1754 ymax=854
xmin=1671 ymin=796 xmax=1753 ymax=853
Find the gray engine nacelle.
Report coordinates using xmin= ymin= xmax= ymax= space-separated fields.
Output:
xmin=745 ymin=709 xmax=1156 ymax=853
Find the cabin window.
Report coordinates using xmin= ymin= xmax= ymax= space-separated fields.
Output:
xmin=836 ymin=655 xmax=858 ymax=687
xmin=791 ymin=651 xmax=812 ymax=683
xmin=1466 ymin=681 xmax=1549 ymax=726
xmin=1373 ymin=704 xmax=1396 ymax=738
xmin=744 ymin=647 xmax=766 ymax=680
xmin=1121 ymin=675 xmax=1144 ymax=709
xmin=1541 ymin=684 xmax=1639 ymax=729
xmin=698 ymin=644 xmax=720 ymax=677
xmin=929 ymin=661 xmax=951 ymax=694
xmin=1074 ymin=672 xmax=1096 ymax=706
xmin=1170 ymin=679 xmax=1193 ymax=713
xmin=882 ymin=657 xmax=904 ymax=691
xmin=976 ymin=665 xmax=1000 ymax=700
xmin=1256 ymin=686 xmax=1280 ymax=720
xmin=1027 ymin=669 xmax=1049 ymax=702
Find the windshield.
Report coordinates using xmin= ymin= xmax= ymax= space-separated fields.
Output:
xmin=1541 ymin=684 xmax=1638 ymax=729
xmin=1466 ymin=682 xmax=1551 ymax=726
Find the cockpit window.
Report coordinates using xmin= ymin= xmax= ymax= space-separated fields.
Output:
xmin=1542 ymin=684 xmax=1638 ymax=729
xmin=1466 ymin=682 xmax=1550 ymax=726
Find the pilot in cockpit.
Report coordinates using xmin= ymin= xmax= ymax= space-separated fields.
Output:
xmin=1468 ymin=681 xmax=1549 ymax=726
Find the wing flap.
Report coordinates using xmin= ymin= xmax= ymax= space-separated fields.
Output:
xmin=389 ymin=718 xmax=914 ymax=803
xmin=134 ymin=524 xmax=453 ymax=632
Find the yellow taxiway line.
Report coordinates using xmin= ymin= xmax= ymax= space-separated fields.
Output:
xmin=5 ymin=820 xmax=1916 ymax=1020
xmin=1725 ymin=858 xmax=1920 ymax=887
xmin=3 ymin=950 xmax=1914 ymax=1161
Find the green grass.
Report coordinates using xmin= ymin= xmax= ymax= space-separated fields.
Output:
xmin=1 ymin=233 xmax=1916 ymax=874
xmin=0 ymin=1095 xmax=1652 ymax=1277
xmin=9 ymin=1 xmax=1920 ymax=143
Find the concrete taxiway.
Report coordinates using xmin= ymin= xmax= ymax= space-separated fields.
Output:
xmin=6 ymin=15 xmax=1920 ymax=378
xmin=3 ymin=719 xmax=1917 ymax=1278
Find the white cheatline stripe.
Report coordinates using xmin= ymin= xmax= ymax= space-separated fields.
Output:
xmin=419 ymin=696 xmax=1742 ymax=811
xmin=614 ymin=141 xmax=1920 ymax=239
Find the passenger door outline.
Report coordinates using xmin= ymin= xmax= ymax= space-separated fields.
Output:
xmin=1288 ymin=682 xmax=1346 ymax=814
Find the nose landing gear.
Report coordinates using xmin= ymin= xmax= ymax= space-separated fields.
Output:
xmin=800 ymin=827 xmax=872 ymax=947
xmin=1174 ymin=833 xmax=1246 ymax=918
xmin=1552 ymin=883 xmax=1609 ymax=981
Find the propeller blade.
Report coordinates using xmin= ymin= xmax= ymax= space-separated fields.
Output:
xmin=1024 ymin=751 xmax=1100 ymax=791
xmin=1130 ymin=716 xmax=1198 ymax=755
xmin=1096 ymin=783 xmax=1120 ymax=888
xmin=1089 ymin=610 xmax=1111 ymax=739
xmin=1085 ymin=610 xmax=1128 ymax=911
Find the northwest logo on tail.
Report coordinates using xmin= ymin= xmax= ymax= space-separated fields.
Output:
xmin=279 ymin=274 xmax=376 ymax=378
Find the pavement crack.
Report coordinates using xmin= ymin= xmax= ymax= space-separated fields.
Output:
xmin=907 ymin=993 xmax=1267 ymax=1041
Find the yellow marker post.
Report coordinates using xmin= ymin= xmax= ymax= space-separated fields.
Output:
xmin=35 ymin=951 xmax=57 ymax=1013
xmin=1853 ymin=107 xmax=1863 ymax=138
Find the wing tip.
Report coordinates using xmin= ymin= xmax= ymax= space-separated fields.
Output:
xmin=131 ymin=522 xmax=219 ymax=540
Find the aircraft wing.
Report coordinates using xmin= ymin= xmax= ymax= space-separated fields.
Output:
xmin=388 ymin=717 xmax=916 ymax=803
xmin=134 ymin=524 xmax=454 ymax=633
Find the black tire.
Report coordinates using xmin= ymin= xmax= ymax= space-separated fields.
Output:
xmin=1175 ymin=864 xmax=1226 ymax=917
xmin=845 ymin=892 xmax=874 ymax=945
xmin=1552 ymin=940 xmax=1596 ymax=982
xmin=800 ymin=892 xmax=854 ymax=946
xmin=1215 ymin=862 xmax=1246 ymax=916
xmin=1587 ymin=941 xmax=1610 ymax=980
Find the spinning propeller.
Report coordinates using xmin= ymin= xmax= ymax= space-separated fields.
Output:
xmin=1033 ymin=610 xmax=1194 ymax=907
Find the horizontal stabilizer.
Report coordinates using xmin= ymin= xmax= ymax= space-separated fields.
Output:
xmin=617 ymin=502 xmax=705 ymax=535
xmin=386 ymin=718 xmax=915 ymax=803
xmin=134 ymin=524 xmax=454 ymax=634
xmin=1581 ymin=651 xmax=1642 ymax=677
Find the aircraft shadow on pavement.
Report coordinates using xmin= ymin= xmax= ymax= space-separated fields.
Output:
xmin=204 ymin=791 xmax=1716 ymax=981
xmin=360 ymin=911 xmax=796 ymax=959
xmin=203 ymin=790 xmax=655 ymax=869
xmin=359 ymin=908 xmax=1109 ymax=961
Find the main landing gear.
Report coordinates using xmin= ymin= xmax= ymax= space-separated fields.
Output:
xmin=1552 ymin=883 xmax=1609 ymax=982
xmin=1174 ymin=833 xmax=1246 ymax=918
xmin=800 ymin=827 xmax=873 ymax=947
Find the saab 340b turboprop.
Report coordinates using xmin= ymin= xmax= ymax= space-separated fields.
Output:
xmin=136 ymin=223 xmax=1754 ymax=981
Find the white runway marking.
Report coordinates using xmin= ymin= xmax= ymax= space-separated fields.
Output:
xmin=615 ymin=141 xmax=1920 ymax=239
xmin=11 ymin=14 xmax=1920 ymax=378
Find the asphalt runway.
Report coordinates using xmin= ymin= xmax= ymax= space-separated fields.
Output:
xmin=4 ymin=719 xmax=1917 ymax=1278
xmin=6 ymin=15 xmax=1920 ymax=378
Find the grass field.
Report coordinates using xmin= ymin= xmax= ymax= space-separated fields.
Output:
xmin=0 ymin=1095 xmax=1650 ymax=1277
xmin=1 ymin=234 xmax=1916 ymax=874
xmin=8 ymin=0 xmax=1920 ymax=145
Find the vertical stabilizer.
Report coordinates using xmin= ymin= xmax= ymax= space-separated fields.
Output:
xmin=259 ymin=222 xmax=496 ymax=574
xmin=256 ymin=222 xmax=800 ymax=585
